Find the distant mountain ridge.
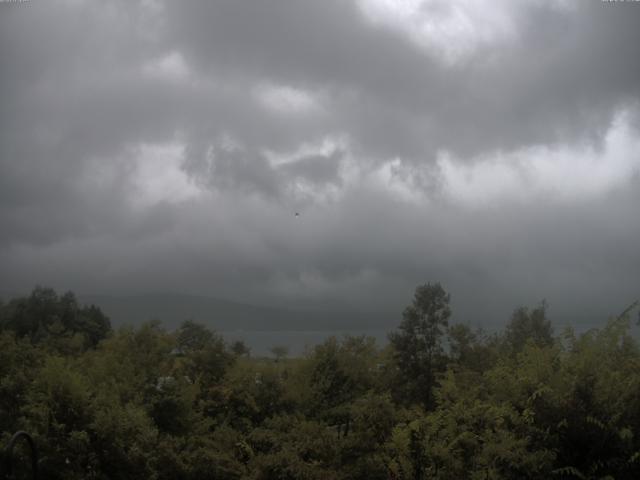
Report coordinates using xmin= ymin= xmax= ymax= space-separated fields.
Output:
xmin=77 ymin=293 xmax=393 ymax=332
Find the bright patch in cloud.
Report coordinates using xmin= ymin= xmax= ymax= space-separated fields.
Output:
xmin=143 ymin=51 xmax=190 ymax=81
xmin=357 ymin=0 xmax=515 ymax=64
xmin=264 ymin=135 xmax=348 ymax=168
xmin=439 ymin=109 xmax=640 ymax=206
xmin=254 ymin=84 xmax=322 ymax=115
xmin=131 ymin=142 xmax=201 ymax=208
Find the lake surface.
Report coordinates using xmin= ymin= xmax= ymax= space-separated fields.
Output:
xmin=223 ymin=317 xmax=633 ymax=357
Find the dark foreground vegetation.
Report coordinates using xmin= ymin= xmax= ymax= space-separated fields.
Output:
xmin=1 ymin=285 xmax=640 ymax=479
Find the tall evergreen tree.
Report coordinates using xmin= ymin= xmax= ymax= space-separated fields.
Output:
xmin=389 ymin=282 xmax=451 ymax=409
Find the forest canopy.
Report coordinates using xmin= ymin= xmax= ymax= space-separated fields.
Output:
xmin=1 ymin=285 xmax=640 ymax=480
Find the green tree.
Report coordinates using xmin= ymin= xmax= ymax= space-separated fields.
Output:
xmin=270 ymin=345 xmax=289 ymax=363
xmin=306 ymin=336 xmax=379 ymax=422
xmin=248 ymin=415 xmax=341 ymax=480
xmin=505 ymin=302 xmax=553 ymax=353
xmin=389 ymin=282 xmax=451 ymax=409
xmin=0 ymin=287 xmax=111 ymax=351
xmin=447 ymin=324 xmax=499 ymax=373
xmin=177 ymin=319 xmax=215 ymax=352
xmin=176 ymin=320 xmax=233 ymax=387
xmin=341 ymin=393 xmax=398 ymax=479
xmin=231 ymin=340 xmax=251 ymax=357
xmin=0 ymin=332 xmax=42 ymax=435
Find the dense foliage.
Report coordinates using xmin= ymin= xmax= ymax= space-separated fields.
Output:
xmin=1 ymin=285 xmax=640 ymax=479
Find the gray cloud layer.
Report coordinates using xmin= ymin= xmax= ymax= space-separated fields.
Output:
xmin=1 ymin=0 xmax=639 ymax=328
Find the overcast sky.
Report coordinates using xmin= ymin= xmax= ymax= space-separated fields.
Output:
xmin=1 ymin=0 xmax=639 ymax=328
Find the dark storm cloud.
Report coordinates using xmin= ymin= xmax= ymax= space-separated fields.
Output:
xmin=1 ymin=0 xmax=639 ymax=328
xmin=161 ymin=0 xmax=640 ymax=159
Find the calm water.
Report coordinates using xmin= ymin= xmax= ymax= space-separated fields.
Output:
xmin=223 ymin=316 xmax=639 ymax=357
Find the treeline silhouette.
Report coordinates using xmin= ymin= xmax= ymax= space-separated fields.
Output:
xmin=1 ymin=285 xmax=639 ymax=479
